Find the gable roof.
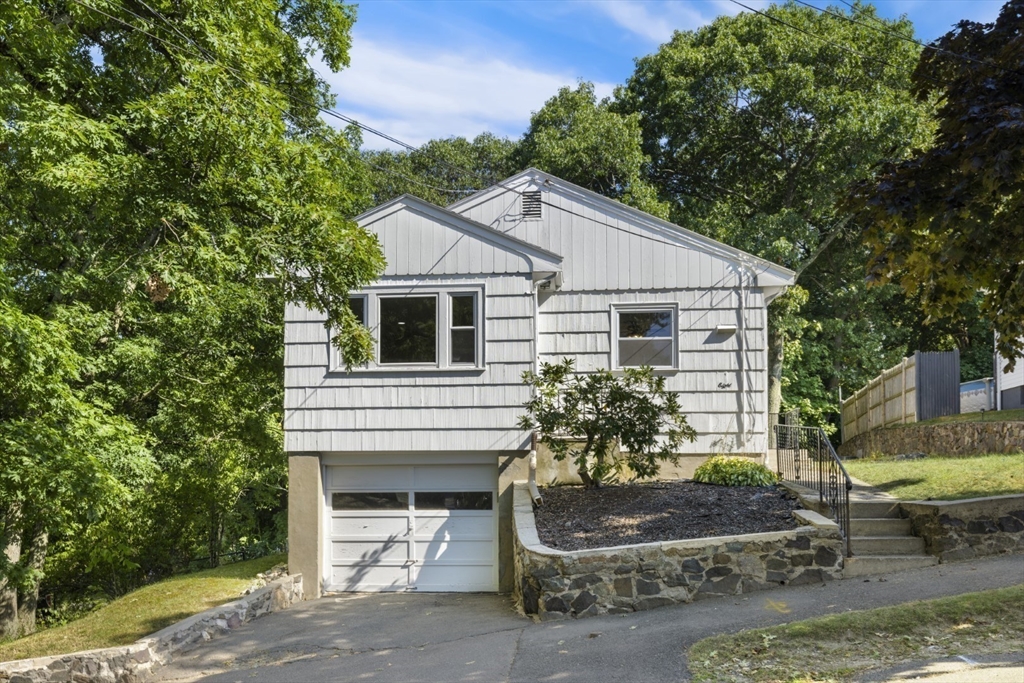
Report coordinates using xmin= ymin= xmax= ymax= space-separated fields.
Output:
xmin=356 ymin=193 xmax=564 ymax=279
xmin=447 ymin=168 xmax=796 ymax=290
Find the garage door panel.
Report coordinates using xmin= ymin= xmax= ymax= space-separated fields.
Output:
xmin=329 ymin=465 xmax=413 ymax=490
xmin=415 ymin=539 xmax=493 ymax=562
xmin=331 ymin=515 xmax=408 ymax=537
xmin=414 ymin=515 xmax=493 ymax=537
xmin=412 ymin=465 xmax=495 ymax=490
xmin=414 ymin=564 xmax=494 ymax=592
xmin=332 ymin=539 xmax=409 ymax=562
xmin=332 ymin=565 xmax=409 ymax=591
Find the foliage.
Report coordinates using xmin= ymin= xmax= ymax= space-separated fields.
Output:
xmin=844 ymin=453 xmax=1024 ymax=501
xmin=518 ymin=359 xmax=696 ymax=487
xmin=688 ymin=585 xmax=1024 ymax=682
xmin=0 ymin=0 xmax=382 ymax=634
xmin=0 ymin=554 xmax=284 ymax=662
xmin=615 ymin=2 xmax=936 ymax=418
xmin=850 ymin=0 xmax=1024 ymax=368
xmin=515 ymin=82 xmax=668 ymax=218
xmin=692 ymin=456 xmax=779 ymax=487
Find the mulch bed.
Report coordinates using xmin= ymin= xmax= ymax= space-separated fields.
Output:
xmin=533 ymin=480 xmax=802 ymax=551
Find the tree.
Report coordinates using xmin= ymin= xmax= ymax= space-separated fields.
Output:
xmin=616 ymin=1 xmax=935 ymax=415
xmin=516 ymin=82 xmax=669 ymax=218
xmin=518 ymin=359 xmax=696 ymax=488
xmin=850 ymin=0 xmax=1024 ymax=367
xmin=1 ymin=0 xmax=383 ymax=631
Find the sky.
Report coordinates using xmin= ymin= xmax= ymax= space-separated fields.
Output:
xmin=317 ymin=0 xmax=1006 ymax=150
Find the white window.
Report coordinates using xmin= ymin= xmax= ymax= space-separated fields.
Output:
xmin=611 ymin=303 xmax=678 ymax=370
xmin=332 ymin=287 xmax=484 ymax=371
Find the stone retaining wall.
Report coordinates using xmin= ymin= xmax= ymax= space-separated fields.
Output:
xmin=900 ymin=495 xmax=1024 ymax=562
xmin=838 ymin=421 xmax=1024 ymax=458
xmin=512 ymin=483 xmax=843 ymax=620
xmin=0 ymin=574 xmax=303 ymax=683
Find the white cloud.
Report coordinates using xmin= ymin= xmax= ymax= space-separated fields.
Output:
xmin=318 ymin=37 xmax=616 ymax=150
xmin=590 ymin=0 xmax=715 ymax=44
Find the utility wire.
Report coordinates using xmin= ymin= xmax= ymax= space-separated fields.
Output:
xmin=793 ymin=0 xmax=1023 ymax=77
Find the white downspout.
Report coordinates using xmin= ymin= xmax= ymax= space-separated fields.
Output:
xmin=528 ymin=278 xmax=546 ymax=506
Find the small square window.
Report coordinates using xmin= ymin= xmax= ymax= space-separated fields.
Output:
xmin=614 ymin=306 xmax=677 ymax=369
xmin=380 ymin=295 xmax=437 ymax=364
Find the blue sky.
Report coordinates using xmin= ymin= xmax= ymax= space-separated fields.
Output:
xmin=316 ymin=0 xmax=1005 ymax=149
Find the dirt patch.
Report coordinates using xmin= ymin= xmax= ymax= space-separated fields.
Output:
xmin=534 ymin=481 xmax=802 ymax=551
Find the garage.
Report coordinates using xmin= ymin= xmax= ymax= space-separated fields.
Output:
xmin=324 ymin=463 xmax=498 ymax=592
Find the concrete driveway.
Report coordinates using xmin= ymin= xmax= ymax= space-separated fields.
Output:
xmin=155 ymin=553 xmax=1024 ymax=683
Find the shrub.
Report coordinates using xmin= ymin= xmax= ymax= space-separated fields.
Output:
xmin=693 ymin=456 xmax=779 ymax=487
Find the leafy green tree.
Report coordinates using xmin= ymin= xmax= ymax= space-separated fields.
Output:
xmin=1 ymin=0 xmax=382 ymax=630
xmin=518 ymin=359 xmax=696 ymax=488
xmin=850 ymin=0 xmax=1024 ymax=367
xmin=516 ymin=82 xmax=669 ymax=218
xmin=616 ymin=1 xmax=935 ymax=416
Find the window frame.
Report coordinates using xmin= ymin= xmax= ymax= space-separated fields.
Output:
xmin=329 ymin=285 xmax=485 ymax=372
xmin=610 ymin=302 xmax=679 ymax=371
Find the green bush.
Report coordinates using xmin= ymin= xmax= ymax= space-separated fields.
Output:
xmin=693 ymin=456 xmax=779 ymax=487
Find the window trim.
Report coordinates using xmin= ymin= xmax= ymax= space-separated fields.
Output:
xmin=329 ymin=285 xmax=485 ymax=373
xmin=610 ymin=302 xmax=679 ymax=370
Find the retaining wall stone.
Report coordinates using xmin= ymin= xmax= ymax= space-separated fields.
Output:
xmin=512 ymin=483 xmax=843 ymax=620
xmin=900 ymin=495 xmax=1024 ymax=562
xmin=0 ymin=574 xmax=302 ymax=683
xmin=838 ymin=421 xmax=1024 ymax=459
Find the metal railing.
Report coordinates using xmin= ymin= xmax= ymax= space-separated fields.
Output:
xmin=774 ymin=424 xmax=853 ymax=556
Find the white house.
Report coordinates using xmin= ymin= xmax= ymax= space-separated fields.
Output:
xmin=284 ymin=169 xmax=795 ymax=598
xmin=995 ymin=337 xmax=1024 ymax=410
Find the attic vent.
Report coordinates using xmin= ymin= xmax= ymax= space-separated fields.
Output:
xmin=522 ymin=190 xmax=542 ymax=219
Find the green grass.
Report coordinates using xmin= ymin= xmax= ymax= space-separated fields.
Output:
xmin=0 ymin=554 xmax=285 ymax=663
xmin=912 ymin=408 xmax=1024 ymax=427
xmin=688 ymin=585 xmax=1024 ymax=682
xmin=843 ymin=453 xmax=1024 ymax=501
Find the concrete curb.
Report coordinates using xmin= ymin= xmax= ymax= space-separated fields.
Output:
xmin=0 ymin=574 xmax=303 ymax=683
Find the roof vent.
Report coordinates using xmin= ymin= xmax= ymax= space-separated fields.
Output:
xmin=522 ymin=190 xmax=542 ymax=219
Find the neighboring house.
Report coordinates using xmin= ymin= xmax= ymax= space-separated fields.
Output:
xmin=284 ymin=169 xmax=795 ymax=598
xmin=995 ymin=337 xmax=1024 ymax=410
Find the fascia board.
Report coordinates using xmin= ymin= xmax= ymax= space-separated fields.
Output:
xmin=450 ymin=169 xmax=796 ymax=288
xmin=358 ymin=194 xmax=563 ymax=274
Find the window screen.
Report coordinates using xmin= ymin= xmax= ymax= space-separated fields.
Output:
xmin=380 ymin=296 xmax=437 ymax=364
xmin=617 ymin=309 xmax=674 ymax=367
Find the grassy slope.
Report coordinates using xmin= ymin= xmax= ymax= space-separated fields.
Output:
xmin=844 ymin=453 xmax=1024 ymax=500
xmin=913 ymin=408 xmax=1023 ymax=426
xmin=688 ymin=585 xmax=1024 ymax=682
xmin=0 ymin=554 xmax=285 ymax=663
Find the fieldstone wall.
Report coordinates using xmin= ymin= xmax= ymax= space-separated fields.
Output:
xmin=0 ymin=574 xmax=303 ymax=683
xmin=900 ymin=495 xmax=1024 ymax=562
xmin=838 ymin=421 xmax=1024 ymax=458
xmin=512 ymin=483 xmax=843 ymax=620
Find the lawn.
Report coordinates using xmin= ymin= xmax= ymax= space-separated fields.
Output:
xmin=0 ymin=553 xmax=285 ymax=663
xmin=688 ymin=585 xmax=1024 ymax=682
xmin=913 ymin=408 xmax=1023 ymax=426
xmin=843 ymin=453 xmax=1024 ymax=501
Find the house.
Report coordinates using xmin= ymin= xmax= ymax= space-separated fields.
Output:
xmin=284 ymin=169 xmax=795 ymax=598
xmin=994 ymin=337 xmax=1024 ymax=410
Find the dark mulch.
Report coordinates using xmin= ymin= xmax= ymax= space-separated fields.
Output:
xmin=534 ymin=480 xmax=802 ymax=551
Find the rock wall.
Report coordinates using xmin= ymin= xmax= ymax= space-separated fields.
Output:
xmin=512 ymin=484 xmax=843 ymax=620
xmin=900 ymin=495 xmax=1024 ymax=562
xmin=837 ymin=420 xmax=1024 ymax=458
xmin=0 ymin=574 xmax=303 ymax=683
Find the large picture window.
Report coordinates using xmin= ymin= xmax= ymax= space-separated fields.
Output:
xmin=613 ymin=304 xmax=677 ymax=369
xmin=379 ymin=295 xmax=437 ymax=364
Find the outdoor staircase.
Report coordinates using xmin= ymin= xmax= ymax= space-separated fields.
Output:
xmin=843 ymin=495 xmax=938 ymax=578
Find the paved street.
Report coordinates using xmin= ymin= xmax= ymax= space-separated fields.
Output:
xmin=155 ymin=553 xmax=1024 ymax=683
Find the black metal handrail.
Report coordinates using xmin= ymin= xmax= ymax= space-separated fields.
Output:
xmin=774 ymin=424 xmax=853 ymax=556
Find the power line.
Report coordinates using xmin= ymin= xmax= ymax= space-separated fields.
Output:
xmin=794 ymin=0 xmax=1023 ymax=77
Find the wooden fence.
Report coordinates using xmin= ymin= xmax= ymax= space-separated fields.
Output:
xmin=841 ymin=355 xmax=917 ymax=441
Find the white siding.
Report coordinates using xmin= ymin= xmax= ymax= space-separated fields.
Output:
xmin=999 ymin=347 xmax=1024 ymax=392
xmin=284 ymin=274 xmax=534 ymax=453
xmin=537 ymin=287 xmax=768 ymax=454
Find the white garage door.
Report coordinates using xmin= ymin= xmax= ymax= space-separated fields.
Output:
xmin=324 ymin=464 xmax=497 ymax=593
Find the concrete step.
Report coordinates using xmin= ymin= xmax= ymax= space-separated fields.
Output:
xmin=849 ymin=517 xmax=913 ymax=537
xmin=848 ymin=499 xmax=902 ymax=519
xmin=850 ymin=535 xmax=927 ymax=555
xmin=843 ymin=554 xmax=938 ymax=578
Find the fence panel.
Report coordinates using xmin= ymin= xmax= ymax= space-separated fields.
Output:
xmin=842 ymin=355 xmax=916 ymax=441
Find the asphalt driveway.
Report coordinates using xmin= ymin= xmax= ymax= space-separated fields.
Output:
xmin=154 ymin=553 xmax=1024 ymax=683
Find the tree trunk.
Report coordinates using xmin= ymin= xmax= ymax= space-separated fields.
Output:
xmin=0 ymin=508 xmax=22 ymax=640
xmin=768 ymin=324 xmax=785 ymax=415
xmin=16 ymin=524 xmax=47 ymax=637
xmin=208 ymin=508 xmax=220 ymax=569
